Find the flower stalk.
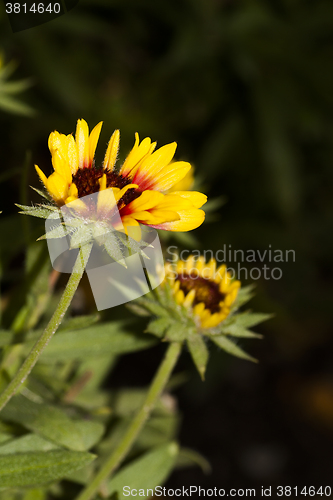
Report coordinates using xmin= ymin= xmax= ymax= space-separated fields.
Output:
xmin=0 ymin=242 xmax=92 ymax=413
xmin=75 ymin=341 xmax=182 ymax=500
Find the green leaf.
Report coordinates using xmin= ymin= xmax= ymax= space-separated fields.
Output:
xmin=108 ymin=443 xmax=178 ymax=498
xmin=211 ymin=335 xmax=257 ymax=362
xmin=0 ymin=450 xmax=95 ymax=488
xmin=0 ymin=94 xmax=34 ymax=116
xmin=57 ymin=314 xmax=100 ymax=332
xmin=1 ymin=395 xmax=104 ymax=452
xmin=24 ymin=321 xmax=156 ymax=361
xmin=0 ymin=330 xmax=14 ymax=347
xmin=0 ymin=434 xmax=60 ymax=454
xmin=187 ymin=335 xmax=209 ymax=380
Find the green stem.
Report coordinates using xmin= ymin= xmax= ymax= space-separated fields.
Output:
xmin=76 ymin=341 xmax=182 ymax=500
xmin=0 ymin=243 xmax=92 ymax=413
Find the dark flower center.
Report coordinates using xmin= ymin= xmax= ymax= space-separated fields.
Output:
xmin=71 ymin=167 xmax=141 ymax=209
xmin=177 ymin=272 xmax=225 ymax=314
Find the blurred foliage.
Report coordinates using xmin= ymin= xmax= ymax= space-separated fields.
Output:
xmin=0 ymin=0 xmax=333 ymax=495
xmin=0 ymin=53 xmax=33 ymax=115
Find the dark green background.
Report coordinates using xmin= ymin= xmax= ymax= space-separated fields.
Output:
xmin=1 ymin=0 xmax=333 ymax=494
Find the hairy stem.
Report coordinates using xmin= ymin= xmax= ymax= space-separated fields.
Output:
xmin=76 ymin=341 xmax=182 ymax=500
xmin=0 ymin=243 xmax=92 ymax=412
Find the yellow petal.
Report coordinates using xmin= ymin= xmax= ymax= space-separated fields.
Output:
xmin=75 ymin=119 xmax=89 ymax=169
xmin=142 ymin=161 xmax=191 ymax=192
xmin=123 ymin=190 xmax=164 ymax=214
xmin=151 ymin=208 xmax=205 ymax=232
xmin=183 ymin=289 xmax=196 ymax=308
xmin=66 ymin=134 xmax=79 ymax=175
xmin=114 ymin=184 xmax=138 ymax=202
xmin=104 ymin=129 xmax=120 ymax=171
xmin=35 ymin=165 xmax=48 ymax=187
xmin=121 ymin=216 xmax=142 ymax=241
xmin=51 ymin=150 xmax=72 ymax=185
xmin=89 ymin=121 xmax=103 ymax=167
xmin=97 ymin=187 xmax=119 ymax=214
xmin=132 ymin=142 xmax=177 ymax=188
xmin=201 ymin=312 xmax=224 ymax=329
xmin=68 ymin=183 xmax=78 ymax=199
xmin=175 ymin=289 xmax=185 ymax=305
xmin=120 ymin=134 xmax=154 ymax=177
xmin=171 ymin=190 xmax=207 ymax=209
xmin=46 ymin=172 xmax=68 ymax=204
xmin=99 ymin=173 xmax=107 ymax=191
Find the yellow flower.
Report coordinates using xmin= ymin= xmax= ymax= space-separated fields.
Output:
xmin=35 ymin=119 xmax=207 ymax=236
xmin=165 ymin=256 xmax=240 ymax=329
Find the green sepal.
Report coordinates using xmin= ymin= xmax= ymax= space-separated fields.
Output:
xmin=102 ymin=231 xmax=127 ymax=267
xmin=187 ymin=334 xmax=209 ymax=380
xmin=16 ymin=203 xmax=60 ymax=220
xmin=145 ymin=317 xmax=171 ymax=338
xmin=30 ymin=185 xmax=52 ymax=201
xmin=37 ymin=223 xmax=72 ymax=241
xmin=126 ymin=303 xmax=151 ymax=317
xmin=134 ymin=297 xmax=171 ymax=318
xmin=233 ymin=285 xmax=256 ymax=308
xmin=210 ymin=334 xmax=257 ymax=363
xmin=164 ymin=322 xmax=191 ymax=342
xmin=118 ymin=232 xmax=151 ymax=260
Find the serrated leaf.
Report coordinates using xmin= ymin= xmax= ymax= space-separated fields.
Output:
xmin=0 ymin=450 xmax=95 ymax=488
xmin=0 ymin=434 xmax=60 ymax=455
xmin=1 ymin=395 xmax=104 ymax=452
xmin=211 ymin=335 xmax=257 ymax=362
xmin=187 ymin=335 xmax=209 ymax=380
xmin=108 ymin=443 xmax=178 ymax=498
xmin=145 ymin=317 xmax=172 ymax=338
xmin=24 ymin=321 xmax=156 ymax=361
